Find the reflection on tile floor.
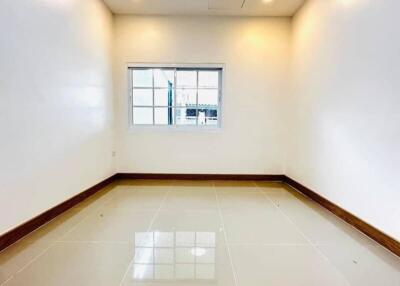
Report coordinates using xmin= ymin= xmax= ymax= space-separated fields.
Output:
xmin=0 ymin=180 xmax=399 ymax=286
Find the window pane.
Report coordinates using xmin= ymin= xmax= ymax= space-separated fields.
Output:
xmin=154 ymin=88 xmax=174 ymax=106
xmin=177 ymin=70 xmax=197 ymax=88
xmin=176 ymin=89 xmax=196 ymax=107
xmin=133 ymin=107 xmax=153 ymax=125
xmin=175 ymin=108 xmax=197 ymax=125
xmin=155 ymin=107 xmax=174 ymax=125
xmin=133 ymin=89 xmax=153 ymax=106
xmin=133 ymin=69 xmax=152 ymax=87
xmin=198 ymin=89 xmax=219 ymax=106
xmin=154 ymin=69 xmax=174 ymax=88
xmin=198 ymin=108 xmax=218 ymax=126
xmin=198 ymin=71 xmax=219 ymax=88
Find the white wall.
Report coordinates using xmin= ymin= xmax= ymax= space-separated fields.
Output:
xmin=113 ymin=16 xmax=291 ymax=174
xmin=289 ymin=0 xmax=400 ymax=240
xmin=0 ymin=0 xmax=114 ymax=235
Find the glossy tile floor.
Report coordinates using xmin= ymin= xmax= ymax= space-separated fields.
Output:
xmin=1 ymin=180 xmax=399 ymax=286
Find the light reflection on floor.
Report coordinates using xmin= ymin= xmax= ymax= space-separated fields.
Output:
xmin=132 ymin=231 xmax=216 ymax=281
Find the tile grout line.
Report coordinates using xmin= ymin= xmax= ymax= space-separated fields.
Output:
xmin=117 ymin=186 xmax=171 ymax=286
xmin=213 ymin=181 xmax=239 ymax=286
xmin=254 ymin=182 xmax=352 ymax=286
xmin=0 ymin=186 xmax=119 ymax=286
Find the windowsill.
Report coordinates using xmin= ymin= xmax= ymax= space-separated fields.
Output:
xmin=127 ymin=125 xmax=223 ymax=133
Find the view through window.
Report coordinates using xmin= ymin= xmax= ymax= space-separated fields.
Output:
xmin=129 ymin=66 xmax=222 ymax=127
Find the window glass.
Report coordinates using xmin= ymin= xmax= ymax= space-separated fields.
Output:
xmin=177 ymin=70 xmax=197 ymax=88
xmin=176 ymin=89 xmax=197 ymax=107
xmin=133 ymin=69 xmax=152 ymax=87
xmin=175 ymin=108 xmax=197 ymax=125
xmin=130 ymin=67 xmax=222 ymax=127
xmin=155 ymin=108 xmax=173 ymax=125
xmin=198 ymin=89 xmax=219 ymax=106
xmin=154 ymin=89 xmax=174 ymax=106
xmin=133 ymin=89 xmax=153 ymax=106
xmin=133 ymin=107 xmax=153 ymax=125
xmin=198 ymin=71 xmax=219 ymax=88
xmin=154 ymin=69 xmax=174 ymax=88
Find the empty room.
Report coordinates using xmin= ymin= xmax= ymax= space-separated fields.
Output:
xmin=0 ymin=0 xmax=399 ymax=285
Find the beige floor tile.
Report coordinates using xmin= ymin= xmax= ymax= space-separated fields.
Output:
xmin=0 ymin=241 xmax=48 ymax=284
xmin=230 ymin=245 xmax=350 ymax=286
xmin=61 ymin=207 xmax=154 ymax=242
xmin=266 ymin=192 xmax=375 ymax=245
xmin=214 ymin=180 xmax=256 ymax=187
xmin=3 ymin=242 xmax=132 ymax=286
xmin=214 ymin=180 xmax=259 ymax=193
xmin=222 ymin=209 xmax=307 ymax=244
xmin=105 ymin=190 xmax=166 ymax=210
xmin=168 ymin=180 xmax=215 ymax=193
xmin=118 ymin=179 xmax=172 ymax=187
xmin=122 ymin=233 xmax=235 ymax=286
xmin=116 ymin=180 xmax=172 ymax=192
xmin=2 ymin=180 xmax=399 ymax=286
xmin=73 ymin=184 xmax=117 ymax=211
xmin=169 ymin=180 xmax=214 ymax=187
xmin=255 ymin=181 xmax=289 ymax=193
xmin=217 ymin=192 xmax=273 ymax=211
xmin=22 ymin=207 xmax=90 ymax=243
xmin=150 ymin=210 xmax=223 ymax=232
xmin=162 ymin=190 xmax=218 ymax=210
xmin=317 ymin=242 xmax=400 ymax=286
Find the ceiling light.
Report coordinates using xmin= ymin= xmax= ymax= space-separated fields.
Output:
xmin=262 ymin=0 xmax=274 ymax=4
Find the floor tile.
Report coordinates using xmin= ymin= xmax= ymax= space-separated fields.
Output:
xmin=117 ymin=180 xmax=172 ymax=192
xmin=73 ymin=184 xmax=117 ymax=211
xmin=61 ymin=207 xmax=154 ymax=242
xmin=266 ymin=192 xmax=375 ymax=245
xmin=122 ymin=231 xmax=235 ymax=286
xmin=255 ymin=181 xmax=289 ymax=193
xmin=118 ymin=180 xmax=172 ymax=187
xmin=230 ymin=245 xmax=350 ymax=286
xmin=1 ymin=180 xmax=399 ymax=286
xmin=168 ymin=180 xmax=215 ymax=193
xmin=162 ymin=190 xmax=218 ymax=211
xmin=105 ymin=190 xmax=166 ymax=210
xmin=22 ymin=207 xmax=90 ymax=243
xmin=150 ymin=210 xmax=223 ymax=233
xmin=317 ymin=242 xmax=400 ymax=286
xmin=169 ymin=180 xmax=214 ymax=187
xmin=222 ymin=209 xmax=307 ymax=244
xmin=0 ymin=241 xmax=48 ymax=284
xmin=217 ymin=192 xmax=273 ymax=211
xmin=214 ymin=180 xmax=259 ymax=193
xmin=3 ymin=242 xmax=132 ymax=286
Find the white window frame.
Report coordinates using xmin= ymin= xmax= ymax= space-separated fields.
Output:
xmin=127 ymin=63 xmax=225 ymax=131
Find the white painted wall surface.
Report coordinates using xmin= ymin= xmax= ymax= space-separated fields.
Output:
xmin=0 ymin=0 xmax=114 ymax=235
xmin=113 ymin=16 xmax=291 ymax=174
xmin=289 ymin=0 xmax=400 ymax=240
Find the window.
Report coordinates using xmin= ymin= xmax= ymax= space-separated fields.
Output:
xmin=129 ymin=66 xmax=223 ymax=127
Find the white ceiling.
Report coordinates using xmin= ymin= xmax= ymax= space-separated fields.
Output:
xmin=103 ymin=0 xmax=306 ymax=17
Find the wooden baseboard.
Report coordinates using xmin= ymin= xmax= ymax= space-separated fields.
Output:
xmin=115 ymin=173 xmax=285 ymax=181
xmin=283 ymin=176 xmax=400 ymax=257
xmin=0 ymin=174 xmax=117 ymax=252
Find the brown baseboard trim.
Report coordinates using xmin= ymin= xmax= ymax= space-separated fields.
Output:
xmin=0 ymin=174 xmax=117 ymax=252
xmin=115 ymin=173 xmax=286 ymax=181
xmin=284 ymin=176 xmax=400 ymax=257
